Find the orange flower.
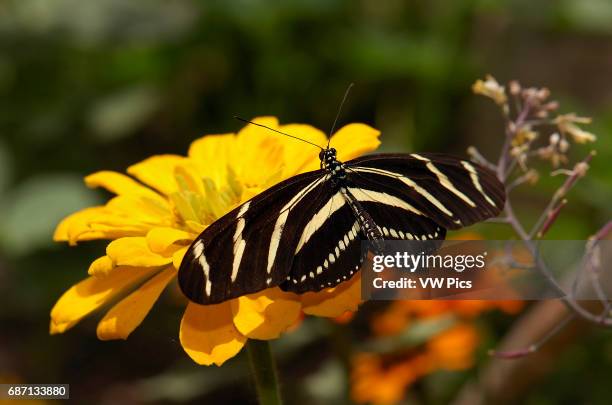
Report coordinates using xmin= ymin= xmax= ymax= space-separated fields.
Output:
xmin=426 ymin=323 xmax=479 ymax=371
xmin=351 ymin=323 xmax=481 ymax=404
xmin=51 ymin=117 xmax=381 ymax=365
xmin=333 ymin=310 xmax=357 ymax=324
xmin=371 ymin=306 xmax=411 ymax=336
xmin=351 ymin=353 xmax=429 ymax=405
xmin=359 ymin=294 xmax=523 ymax=403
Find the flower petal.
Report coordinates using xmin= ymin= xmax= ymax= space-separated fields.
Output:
xmin=106 ymin=237 xmax=175 ymax=267
xmin=180 ymin=301 xmax=247 ymax=366
xmin=301 ymin=274 xmax=362 ymax=317
xmin=50 ymin=266 xmax=156 ymax=334
xmin=88 ymin=256 xmax=114 ymax=276
xmin=97 ymin=267 xmax=177 ymax=340
xmin=105 ymin=195 xmax=172 ymax=223
xmin=330 ymin=123 xmax=381 ymax=162
xmin=172 ymin=246 xmax=189 ymax=270
xmin=276 ymin=123 xmax=327 ymax=175
xmin=127 ymin=155 xmax=186 ymax=195
xmin=230 ymin=288 xmax=301 ymax=340
xmin=146 ymin=227 xmax=194 ymax=254
xmin=174 ymin=163 xmax=206 ymax=195
xmin=236 ymin=116 xmax=279 ymax=144
xmin=188 ymin=133 xmax=235 ymax=187
xmin=54 ymin=206 xmax=107 ymax=244
xmin=54 ymin=198 xmax=170 ymax=245
xmin=85 ymin=171 xmax=164 ymax=201
xmin=233 ymin=117 xmax=286 ymax=186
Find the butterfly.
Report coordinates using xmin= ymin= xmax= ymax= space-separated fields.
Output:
xmin=178 ymin=120 xmax=505 ymax=305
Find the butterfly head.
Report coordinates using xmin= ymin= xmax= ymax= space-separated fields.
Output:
xmin=320 ymin=147 xmax=346 ymax=180
xmin=319 ymin=147 xmax=337 ymax=164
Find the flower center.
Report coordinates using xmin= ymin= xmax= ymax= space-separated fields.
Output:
xmin=168 ymin=164 xmax=284 ymax=233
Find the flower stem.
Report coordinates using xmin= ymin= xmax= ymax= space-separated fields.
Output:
xmin=247 ymin=339 xmax=283 ymax=405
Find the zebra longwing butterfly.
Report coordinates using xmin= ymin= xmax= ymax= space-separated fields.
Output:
xmin=178 ymin=125 xmax=505 ymax=305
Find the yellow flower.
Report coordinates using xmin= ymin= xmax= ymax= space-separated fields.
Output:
xmin=51 ymin=116 xmax=381 ymax=366
xmin=554 ymin=113 xmax=597 ymax=144
xmin=472 ymin=75 xmax=507 ymax=106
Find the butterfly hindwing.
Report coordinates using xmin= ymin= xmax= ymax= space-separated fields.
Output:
xmin=281 ymin=193 xmax=367 ymax=294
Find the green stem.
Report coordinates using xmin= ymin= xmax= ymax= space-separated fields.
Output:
xmin=247 ymin=339 xmax=283 ymax=405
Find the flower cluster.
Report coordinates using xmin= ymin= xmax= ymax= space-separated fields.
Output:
xmin=469 ymin=75 xmax=612 ymax=364
xmin=472 ymin=75 xmax=596 ymax=172
xmin=51 ymin=117 xmax=381 ymax=365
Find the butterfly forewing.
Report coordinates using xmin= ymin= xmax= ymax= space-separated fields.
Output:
xmin=178 ymin=170 xmax=327 ymax=304
xmin=345 ymin=153 xmax=505 ymax=229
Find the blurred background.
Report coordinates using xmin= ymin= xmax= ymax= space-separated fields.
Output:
xmin=1 ymin=0 xmax=611 ymax=403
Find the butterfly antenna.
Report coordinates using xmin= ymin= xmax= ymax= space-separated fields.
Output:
xmin=234 ymin=116 xmax=324 ymax=150
xmin=327 ymin=82 xmax=354 ymax=149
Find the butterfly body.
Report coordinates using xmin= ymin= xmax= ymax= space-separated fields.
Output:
xmin=178 ymin=146 xmax=505 ymax=305
xmin=321 ymin=148 xmax=385 ymax=252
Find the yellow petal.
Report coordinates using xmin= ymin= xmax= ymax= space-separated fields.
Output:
xmin=54 ymin=199 xmax=168 ymax=245
xmin=70 ymin=204 xmax=170 ymax=242
xmin=97 ymin=267 xmax=177 ymax=340
xmin=127 ymin=155 xmax=186 ymax=195
xmin=236 ymin=116 xmax=279 ymax=143
xmin=180 ymin=301 xmax=247 ymax=366
xmin=50 ymin=266 xmax=156 ymax=334
xmin=68 ymin=226 xmax=149 ymax=244
xmin=54 ymin=206 xmax=106 ymax=244
xmin=230 ymin=288 xmax=301 ymax=340
xmin=105 ymin=195 xmax=171 ymax=223
xmin=301 ymin=274 xmax=362 ymax=317
xmin=277 ymin=123 xmax=327 ymax=176
xmin=233 ymin=117 xmax=285 ymax=186
xmin=146 ymin=227 xmax=194 ymax=254
xmin=174 ymin=163 xmax=206 ymax=195
xmin=172 ymin=246 xmax=189 ymax=270
xmin=85 ymin=171 xmax=164 ymax=201
xmin=330 ymin=123 xmax=381 ymax=163
xmin=88 ymin=256 xmax=114 ymax=276
xmin=185 ymin=220 xmax=206 ymax=235
xmin=188 ymin=133 xmax=235 ymax=187
xmin=106 ymin=237 xmax=175 ymax=267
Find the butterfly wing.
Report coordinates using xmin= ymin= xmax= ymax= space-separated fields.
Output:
xmin=280 ymin=192 xmax=367 ymax=294
xmin=345 ymin=153 xmax=505 ymax=229
xmin=178 ymin=169 xmax=330 ymax=305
